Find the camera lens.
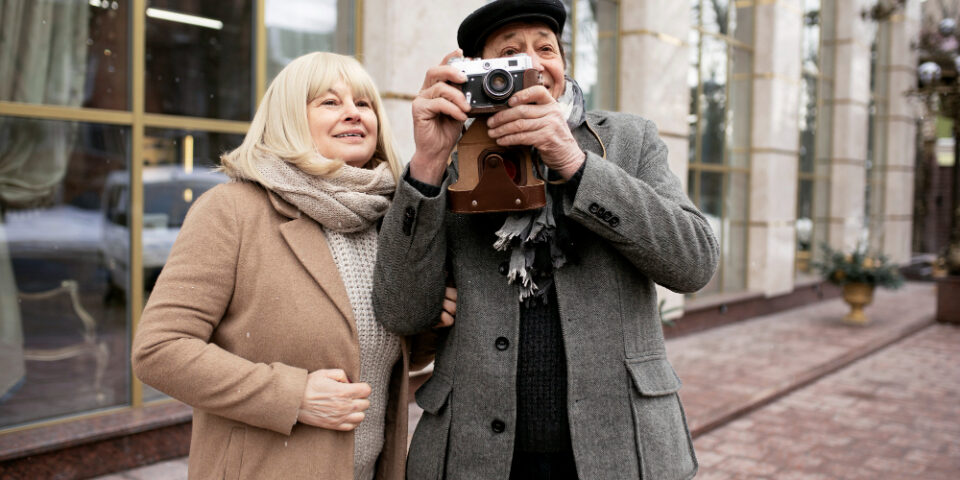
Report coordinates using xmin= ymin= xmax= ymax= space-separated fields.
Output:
xmin=482 ymin=69 xmax=514 ymax=101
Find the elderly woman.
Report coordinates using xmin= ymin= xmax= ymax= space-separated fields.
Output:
xmin=132 ymin=52 xmax=452 ymax=480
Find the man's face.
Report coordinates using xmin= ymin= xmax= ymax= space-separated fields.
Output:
xmin=480 ymin=22 xmax=565 ymax=100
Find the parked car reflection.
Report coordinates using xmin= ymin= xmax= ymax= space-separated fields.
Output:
xmin=101 ymin=166 xmax=227 ymax=294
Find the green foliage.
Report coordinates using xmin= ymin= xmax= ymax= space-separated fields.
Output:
xmin=812 ymin=243 xmax=905 ymax=290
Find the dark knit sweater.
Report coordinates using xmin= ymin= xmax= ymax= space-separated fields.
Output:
xmin=514 ymin=274 xmax=572 ymax=453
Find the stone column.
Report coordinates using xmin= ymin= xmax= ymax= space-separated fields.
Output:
xmin=824 ymin=0 xmax=873 ymax=251
xmin=746 ymin=0 xmax=803 ymax=296
xmin=870 ymin=1 xmax=919 ymax=263
xmin=361 ymin=1 xmax=486 ymax=161
xmin=619 ymin=0 xmax=692 ymax=316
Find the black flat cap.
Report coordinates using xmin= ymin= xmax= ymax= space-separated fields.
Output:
xmin=457 ymin=0 xmax=566 ymax=57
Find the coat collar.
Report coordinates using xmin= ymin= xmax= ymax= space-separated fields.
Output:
xmin=267 ymin=189 xmax=357 ymax=338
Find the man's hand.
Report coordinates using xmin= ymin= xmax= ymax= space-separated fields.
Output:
xmin=297 ymin=369 xmax=371 ymax=431
xmin=410 ymin=49 xmax=472 ymax=186
xmin=485 ymin=85 xmax=585 ymax=180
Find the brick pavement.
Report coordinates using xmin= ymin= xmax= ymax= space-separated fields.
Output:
xmin=96 ymin=282 xmax=943 ymax=479
xmin=693 ymin=322 xmax=960 ymax=479
xmin=669 ymin=282 xmax=937 ymax=436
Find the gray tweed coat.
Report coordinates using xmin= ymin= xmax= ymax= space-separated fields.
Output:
xmin=373 ymin=111 xmax=719 ymax=479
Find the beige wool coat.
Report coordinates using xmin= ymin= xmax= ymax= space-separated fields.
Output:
xmin=132 ymin=181 xmax=424 ymax=480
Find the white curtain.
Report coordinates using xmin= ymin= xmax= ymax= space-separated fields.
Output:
xmin=0 ymin=0 xmax=90 ymax=399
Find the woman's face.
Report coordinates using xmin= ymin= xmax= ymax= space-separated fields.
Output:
xmin=308 ymin=79 xmax=379 ymax=168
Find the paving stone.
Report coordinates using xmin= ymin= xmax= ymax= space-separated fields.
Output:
xmin=695 ymin=322 xmax=960 ymax=479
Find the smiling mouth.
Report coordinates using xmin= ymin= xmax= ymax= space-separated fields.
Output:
xmin=334 ymin=133 xmax=364 ymax=138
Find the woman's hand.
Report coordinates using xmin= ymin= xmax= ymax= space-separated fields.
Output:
xmin=435 ymin=286 xmax=457 ymax=328
xmin=485 ymin=85 xmax=585 ymax=180
xmin=409 ymin=49 xmax=471 ymax=186
xmin=297 ymin=369 xmax=371 ymax=431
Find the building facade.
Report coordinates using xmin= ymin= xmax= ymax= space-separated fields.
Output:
xmin=0 ymin=0 xmax=920 ymax=474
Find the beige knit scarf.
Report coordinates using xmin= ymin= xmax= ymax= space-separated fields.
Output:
xmin=255 ymin=152 xmax=396 ymax=233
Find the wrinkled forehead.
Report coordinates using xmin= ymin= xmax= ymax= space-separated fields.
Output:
xmin=482 ymin=21 xmax=558 ymax=52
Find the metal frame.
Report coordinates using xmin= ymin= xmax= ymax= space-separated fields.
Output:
xmin=0 ymin=0 xmax=362 ymax=434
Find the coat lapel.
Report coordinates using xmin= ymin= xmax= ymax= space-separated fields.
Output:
xmin=270 ymin=192 xmax=357 ymax=338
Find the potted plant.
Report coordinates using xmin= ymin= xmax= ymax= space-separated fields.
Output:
xmin=813 ymin=243 xmax=905 ymax=325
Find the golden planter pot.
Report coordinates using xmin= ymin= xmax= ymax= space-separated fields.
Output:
xmin=842 ymin=282 xmax=875 ymax=325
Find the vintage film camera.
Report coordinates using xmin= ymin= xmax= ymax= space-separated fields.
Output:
xmin=446 ymin=54 xmax=547 ymax=213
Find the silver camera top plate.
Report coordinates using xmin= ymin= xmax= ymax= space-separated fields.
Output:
xmin=448 ymin=54 xmax=534 ymax=76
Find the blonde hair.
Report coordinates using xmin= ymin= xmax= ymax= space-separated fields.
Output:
xmin=221 ymin=52 xmax=402 ymax=184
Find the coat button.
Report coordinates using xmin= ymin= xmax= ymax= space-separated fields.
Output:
xmin=404 ymin=206 xmax=415 ymax=218
xmin=609 ymin=216 xmax=620 ymax=227
xmin=495 ymin=337 xmax=509 ymax=350
xmin=491 ymin=419 xmax=506 ymax=433
xmin=588 ymin=203 xmax=599 ymax=214
xmin=498 ymin=262 xmax=509 ymax=275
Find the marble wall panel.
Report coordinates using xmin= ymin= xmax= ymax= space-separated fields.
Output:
xmin=883 ymin=170 xmax=915 ymax=217
xmin=832 ymin=103 xmax=869 ymax=161
xmin=619 ymin=34 xmax=690 ymax=135
xmin=833 ymin=43 xmax=873 ymax=105
xmin=621 ymin=0 xmax=690 ymax=40
xmin=751 ymin=78 xmax=802 ymax=152
xmin=750 ymin=152 xmax=800 ymax=223
xmin=747 ymin=224 xmax=797 ymax=296
xmin=752 ymin=3 xmax=803 ymax=79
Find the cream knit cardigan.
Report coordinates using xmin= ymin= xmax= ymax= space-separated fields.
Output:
xmin=324 ymin=225 xmax=401 ymax=480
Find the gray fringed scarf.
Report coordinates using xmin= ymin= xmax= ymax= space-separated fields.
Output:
xmin=495 ymin=76 xmax=586 ymax=302
xmin=254 ymin=152 xmax=396 ymax=233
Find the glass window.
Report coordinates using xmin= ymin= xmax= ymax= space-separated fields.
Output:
xmin=561 ymin=0 xmax=619 ymax=111
xmin=145 ymin=0 xmax=253 ymax=120
xmin=265 ymin=0 xmax=356 ymax=83
xmin=688 ymin=0 xmax=751 ymax=295
xmin=136 ymin=129 xmax=238 ymax=402
xmin=796 ymin=0 xmax=823 ymax=275
xmin=0 ymin=0 xmax=129 ymax=110
xmin=0 ymin=118 xmax=129 ymax=428
xmin=572 ymin=0 xmax=618 ymax=110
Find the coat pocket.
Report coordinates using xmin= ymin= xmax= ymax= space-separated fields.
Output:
xmin=222 ymin=427 xmax=245 ymax=480
xmin=408 ymin=372 xmax=453 ymax=480
xmin=625 ymin=357 xmax=698 ymax=480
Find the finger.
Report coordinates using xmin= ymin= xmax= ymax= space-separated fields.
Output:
xmin=442 ymin=298 xmax=457 ymax=316
xmin=319 ymin=369 xmax=349 ymax=383
xmin=344 ymin=381 xmax=372 ymax=399
xmin=444 ymin=286 xmax=457 ymax=302
xmin=507 ymin=85 xmax=555 ymax=106
xmin=335 ymin=412 xmax=366 ymax=431
xmin=495 ymin=131 xmax=541 ymax=148
xmin=420 ymin=82 xmax=470 ymax=112
xmin=354 ymin=398 xmax=370 ymax=412
xmin=435 ymin=311 xmax=455 ymax=328
xmin=440 ymin=48 xmax=464 ymax=66
xmin=487 ymin=103 xmax=554 ymax=129
xmin=416 ymin=97 xmax=469 ymax=123
xmin=488 ymin=117 xmax=550 ymax=140
xmin=422 ymin=64 xmax=467 ymax=89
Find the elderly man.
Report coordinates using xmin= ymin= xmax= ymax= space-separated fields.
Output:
xmin=373 ymin=1 xmax=718 ymax=478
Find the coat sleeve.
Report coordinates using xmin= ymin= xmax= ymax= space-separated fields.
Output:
xmin=563 ymin=117 xmax=720 ymax=293
xmin=373 ymin=166 xmax=450 ymax=336
xmin=131 ymin=185 xmax=307 ymax=435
